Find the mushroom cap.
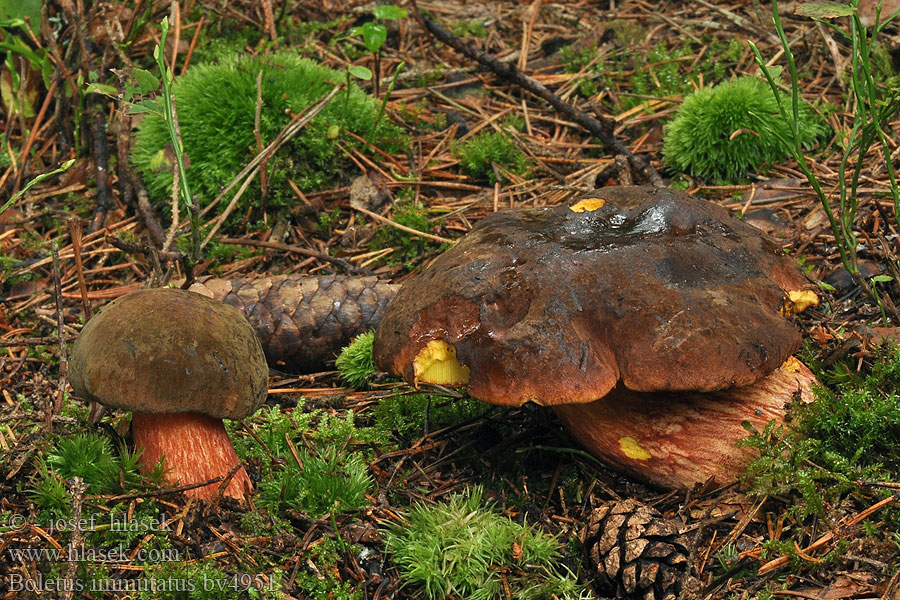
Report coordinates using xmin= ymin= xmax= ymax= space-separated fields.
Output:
xmin=373 ymin=186 xmax=810 ymax=406
xmin=69 ymin=288 xmax=268 ymax=419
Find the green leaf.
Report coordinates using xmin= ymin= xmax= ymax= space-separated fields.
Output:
xmin=348 ymin=65 xmax=373 ymax=80
xmin=119 ymin=67 xmax=161 ymax=103
xmin=795 ymin=2 xmax=854 ymax=18
xmin=85 ymin=82 xmax=118 ymax=97
xmin=133 ymin=68 xmax=160 ymax=95
xmin=127 ymin=99 xmax=161 ymax=115
xmin=0 ymin=37 xmax=46 ymax=67
xmin=361 ymin=22 xmax=387 ymax=54
xmin=373 ymin=5 xmax=407 ymax=20
xmin=0 ymin=0 xmax=41 ymax=35
xmin=871 ymin=274 xmax=894 ymax=283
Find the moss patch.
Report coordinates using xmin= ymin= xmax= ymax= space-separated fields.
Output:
xmin=662 ymin=76 xmax=827 ymax=183
xmin=131 ymin=53 xmax=405 ymax=225
xmin=383 ymin=486 xmax=592 ymax=600
xmin=742 ymin=342 xmax=900 ymax=522
xmin=453 ymin=130 xmax=529 ymax=184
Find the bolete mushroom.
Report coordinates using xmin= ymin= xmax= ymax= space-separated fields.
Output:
xmin=373 ymin=186 xmax=817 ymax=488
xmin=69 ymin=288 xmax=268 ymax=501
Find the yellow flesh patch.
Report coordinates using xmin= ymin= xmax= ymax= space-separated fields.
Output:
xmin=619 ymin=436 xmax=652 ymax=460
xmin=781 ymin=290 xmax=819 ymax=316
xmin=569 ymin=198 xmax=606 ymax=213
xmin=413 ymin=340 xmax=470 ymax=386
xmin=780 ymin=355 xmax=802 ymax=373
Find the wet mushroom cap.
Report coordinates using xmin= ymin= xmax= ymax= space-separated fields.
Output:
xmin=69 ymin=288 xmax=268 ymax=419
xmin=373 ymin=186 xmax=811 ymax=405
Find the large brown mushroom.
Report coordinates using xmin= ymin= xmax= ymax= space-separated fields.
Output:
xmin=373 ymin=186 xmax=818 ymax=488
xmin=69 ymin=288 xmax=268 ymax=501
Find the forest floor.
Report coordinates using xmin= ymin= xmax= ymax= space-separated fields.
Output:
xmin=2 ymin=1 xmax=900 ymax=599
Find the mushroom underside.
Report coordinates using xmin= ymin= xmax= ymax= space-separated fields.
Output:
xmin=552 ymin=359 xmax=817 ymax=489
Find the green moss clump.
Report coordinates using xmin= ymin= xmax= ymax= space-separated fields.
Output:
xmin=28 ymin=432 xmax=148 ymax=520
xmin=131 ymin=53 xmax=404 ymax=221
xmin=373 ymin=393 xmax=486 ymax=440
xmin=454 ymin=130 xmax=529 ymax=184
xmin=799 ymin=344 xmax=900 ymax=470
xmin=258 ymin=445 xmax=372 ymax=516
xmin=663 ymin=76 xmax=827 ymax=183
xmin=234 ymin=407 xmax=381 ymax=518
xmin=335 ymin=330 xmax=377 ymax=389
xmin=384 ymin=487 xmax=593 ymax=600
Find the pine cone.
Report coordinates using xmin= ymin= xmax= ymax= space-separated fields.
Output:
xmin=582 ymin=499 xmax=696 ymax=600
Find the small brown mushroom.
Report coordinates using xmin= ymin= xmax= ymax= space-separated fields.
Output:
xmin=373 ymin=186 xmax=817 ymax=488
xmin=69 ymin=288 xmax=269 ymax=501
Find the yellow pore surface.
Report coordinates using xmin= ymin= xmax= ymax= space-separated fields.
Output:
xmin=413 ymin=340 xmax=470 ymax=386
xmin=781 ymin=290 xmax=819 ymax=316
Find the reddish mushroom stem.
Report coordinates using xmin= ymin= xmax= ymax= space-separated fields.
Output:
xmin=551 ymin=359 xmax=818 ymax=489
xmin=132 ymin=412 xmax=252 ymax=501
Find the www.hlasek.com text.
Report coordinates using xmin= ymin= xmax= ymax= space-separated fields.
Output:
xmin=7 ymin=543 xmax=180 ymax=563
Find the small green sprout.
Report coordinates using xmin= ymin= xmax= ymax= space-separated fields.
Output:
xmin=350 ymin=5 xmax=408 ymax=55
xmin=346 ymin=4 xmax=408 ymax=95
